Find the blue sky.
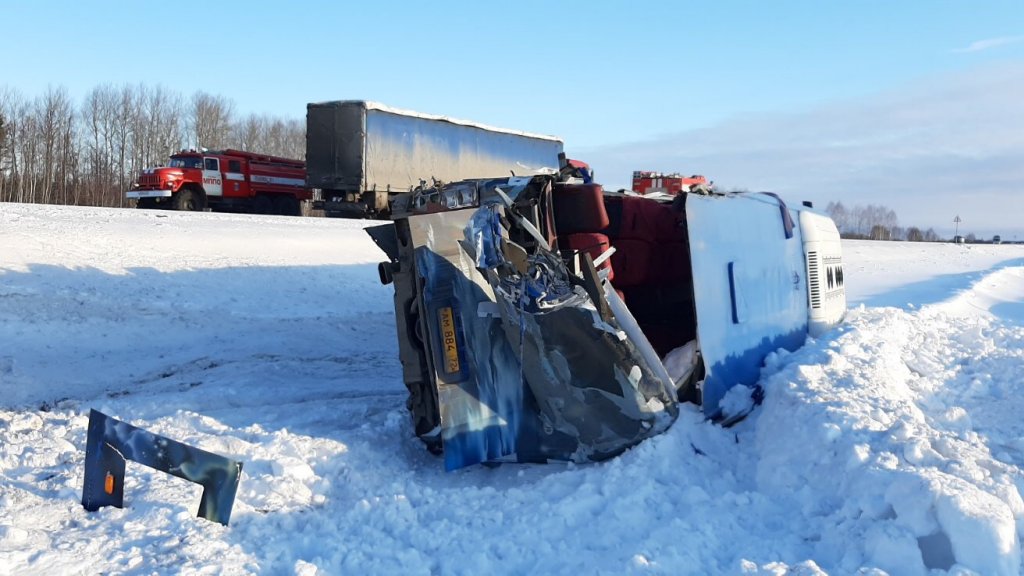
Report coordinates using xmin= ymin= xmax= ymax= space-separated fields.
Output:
xmin=3 ymin=1 xmax=1023 ymax=235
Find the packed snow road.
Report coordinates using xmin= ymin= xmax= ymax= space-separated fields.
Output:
xmin=1 ymin=203 xmax=1023 ymax=575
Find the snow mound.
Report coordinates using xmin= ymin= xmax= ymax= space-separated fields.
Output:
xmin=2 ymin=204 xmax=1024 ymax=574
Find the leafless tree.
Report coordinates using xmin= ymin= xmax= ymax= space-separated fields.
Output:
xmin=0 ymin=112 xmax=6 ymax=160
xmin=132 ymin=84 xmax=184 ymax=174
xmin=1 ymin=88 xmax=29 ymax=203
xmin=111 ymin=86 xmax=141 ymax=207
xmin=11 ymin=88 xmax=75 ymax=205
xmin=230 ymin=113 xmax=304 ymax=159
xmin=190 ymin=91 xmax=234 ymax=150
xmin=869 ymin=224 xmax=891 ymax=241
xmin=827 ymin=201 xmax=904 ymax=240
xmin=231 ymin=113 xmax=264 ymax=152
xmin=37 ymin=87 xmax=77 ymax=206
xmin=81 ymin=85 xmax=119 ymax=206
xmin=261 ymin=117 xmax=304 ymax=159
xmin=825 ymin=201 xmax=848 ymax=233
xmin=0 ymin=87 xmax=18 ymax=202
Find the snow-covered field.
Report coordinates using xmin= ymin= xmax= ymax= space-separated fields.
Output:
xmin=1 ymin=203 xmax=1023 ymax=575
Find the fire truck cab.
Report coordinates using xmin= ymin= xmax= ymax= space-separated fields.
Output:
xmin=127 ymin=149 xmax=311 ymax=216
xmin=632 ymin=171 xmax=710 ymax=196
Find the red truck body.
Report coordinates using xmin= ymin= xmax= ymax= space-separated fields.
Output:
xmin=127 ymin=149 xmax=311 ymax=216
xmin=631 ymin=171 xmax=709 ymax=196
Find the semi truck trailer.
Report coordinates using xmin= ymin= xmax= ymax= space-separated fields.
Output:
xmin=306 ymin=101 xmax=565 ymax=218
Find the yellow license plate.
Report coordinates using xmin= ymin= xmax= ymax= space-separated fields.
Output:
xmin=439 ymin=307 xmax=460 ymax=374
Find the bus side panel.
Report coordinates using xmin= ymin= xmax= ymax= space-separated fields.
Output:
xmin=686 ymin=194 xmax=810 ymax=417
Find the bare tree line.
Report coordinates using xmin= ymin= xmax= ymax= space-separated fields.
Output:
xmin=0 ymin=84 xmax=304 ymax=208
xmin=825 ymin=201 xmax=943 ymax=242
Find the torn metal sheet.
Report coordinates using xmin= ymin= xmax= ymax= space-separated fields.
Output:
xmin=461 ymin=202 xmax=679 ymax=463
xmin=81 ymin=409 xmax=243 ymax=526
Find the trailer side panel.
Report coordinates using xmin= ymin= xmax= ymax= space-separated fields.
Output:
xmin=363 ymin=108 xmax=564 ymax=193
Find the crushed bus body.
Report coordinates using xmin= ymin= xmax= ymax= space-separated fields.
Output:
xmin=367 ymin=165 xmax=846 ymax=470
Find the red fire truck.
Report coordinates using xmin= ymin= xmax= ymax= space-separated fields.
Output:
xmin=127 ymin=149 xmax=311 ymax=216
xmin=631 ymin=171 xmax=710 ymax=196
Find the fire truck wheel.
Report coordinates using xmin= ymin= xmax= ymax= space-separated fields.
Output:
xmin=273 ymin=195 xmax=301 ymax=216
xmin=174 ymin=190 xmax=198 ymax=211
xmin=252 ymin=195 xmax=273 ymax=215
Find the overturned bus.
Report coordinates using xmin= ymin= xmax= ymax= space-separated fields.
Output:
xmin=366 ymin=167 xmax=846 ymax=470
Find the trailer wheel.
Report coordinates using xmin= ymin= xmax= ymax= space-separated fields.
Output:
xmin=252 ymin=195 xmax=273 ymax=215
xmin=173 ymin=190 xmax=198 ymax=211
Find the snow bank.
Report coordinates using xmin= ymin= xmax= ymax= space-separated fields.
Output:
xmin=754 ymin=302 xmax=1024 ymax=574
xmin=2 ymin=204 xmax=1024 ymax=574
